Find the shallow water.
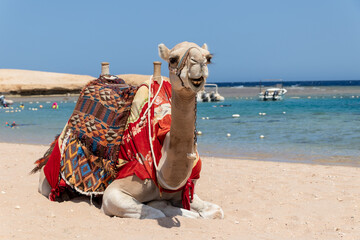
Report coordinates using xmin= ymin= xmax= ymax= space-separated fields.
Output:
xmin=1 ymin=94 xmax=360 ymax=166
xmin=196 ymin=96 xmax=360 ymax=165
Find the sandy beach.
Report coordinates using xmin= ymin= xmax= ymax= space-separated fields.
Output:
xmin=1 ymin=142 xmax=359 ymax=239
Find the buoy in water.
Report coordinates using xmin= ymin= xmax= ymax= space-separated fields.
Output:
xmin=197 ymin=131 xmax=203 ymax=135
xmin=227 ymin=133 xmax=231 ymax=137
xmin=232 ymin=114 xmax=240 ymax=118
xmin=52 ymin=102 xmax=59 ymax=109
xmin=260 ymin=135 xmax=265 ymax=138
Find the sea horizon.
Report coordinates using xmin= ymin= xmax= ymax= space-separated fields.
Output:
xmin=208 ymin=79 xmax=360 ymax=87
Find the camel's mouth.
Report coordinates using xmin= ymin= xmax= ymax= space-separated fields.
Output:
xmin=190 ymin=77 xmax=205 ymax=88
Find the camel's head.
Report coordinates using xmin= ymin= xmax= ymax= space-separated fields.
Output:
xmin=158 ymin=41 xmax=212 ymax=94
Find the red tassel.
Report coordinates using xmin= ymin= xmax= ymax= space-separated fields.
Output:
xmin=182 ymin=179 xmax=194 ymax=210
xmin=48 ymin=179 xmax=68 ymax=201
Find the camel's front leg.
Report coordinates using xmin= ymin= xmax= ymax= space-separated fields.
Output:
xmin=190 ymin=194 xmax=224 ymax=219
xmin=147 ymin=200 xmax=201 ymax=218
xmin=101 ymin=185 xmax=166 ymax=219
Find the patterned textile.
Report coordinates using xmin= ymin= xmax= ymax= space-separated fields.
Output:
xmin=59 ymin=75 xmax=137 ymax=194
xmin=67 ymin=75 xmax=137 ymax=160
xmin=60 ymin=133 xmax=115 ymax=193
xmin=115 ymin=80 xmax=201 ymax=186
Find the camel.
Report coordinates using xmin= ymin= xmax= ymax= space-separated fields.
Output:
xmin=35 ymin=41 xmax=224 ymax=219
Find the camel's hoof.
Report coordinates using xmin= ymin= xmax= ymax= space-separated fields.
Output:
xmin=200 ymin=204 xmax=224 ymax=219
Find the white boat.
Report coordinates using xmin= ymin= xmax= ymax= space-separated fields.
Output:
xmin=258 ymin=87 xmax=287 ymax=101
xmin=258 ymin=79 xmax=287 ymax=101
xmin=0 ymin=95 xmax=14 ymax=107
xmin=197 ymin=83 xmax=225 ymax=102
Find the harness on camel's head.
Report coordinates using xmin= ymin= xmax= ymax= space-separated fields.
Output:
xmin=168 ymin=47 xmax=202 ymax=88
xmin=167 ymin=46 xmax=201 ymax=155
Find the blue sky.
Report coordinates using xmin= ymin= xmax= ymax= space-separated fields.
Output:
xmin=1 ymin=0 xmax=360 ymax=82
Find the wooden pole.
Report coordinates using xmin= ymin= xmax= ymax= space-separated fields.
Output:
xmin=153 ymin=61 xmax=162 ymax=81
xmin=101 ymin=62 xmax=110 ymax=76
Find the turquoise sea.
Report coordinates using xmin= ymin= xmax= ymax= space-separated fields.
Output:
xmin=1 ymin=91 xmax=360 ymax=166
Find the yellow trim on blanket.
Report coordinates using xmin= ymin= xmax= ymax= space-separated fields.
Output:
xmin=127 ymin=83 xmax=149 ymax=126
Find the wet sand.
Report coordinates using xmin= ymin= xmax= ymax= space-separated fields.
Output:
xmin=1 ymin=142 xmax=360 ymax=239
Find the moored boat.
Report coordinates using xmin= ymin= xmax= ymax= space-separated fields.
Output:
xmin=258 ymin=79 xmax=287 ymax=101
xmin=197 ymin=83 xmax=225 ymax=102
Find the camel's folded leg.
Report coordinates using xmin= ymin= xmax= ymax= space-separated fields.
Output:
xmin=101 ymin=187 xmax=166 ymax=219
xmin=38 ymin=167 xmax=51 ymax=197
xmin=147 ymin=200 xmax=201 ymax=218
xmin=190 ymin=194 xmax=224 ymax=219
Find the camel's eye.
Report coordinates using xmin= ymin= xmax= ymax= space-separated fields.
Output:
xmin=169 ymin=56 xmax=179 ymax=64
xmin=206 ymin=54 xmax=213 ymax=64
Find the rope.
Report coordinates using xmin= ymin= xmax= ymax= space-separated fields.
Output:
xmin=145 ymin=75 xmax=164 ymax=173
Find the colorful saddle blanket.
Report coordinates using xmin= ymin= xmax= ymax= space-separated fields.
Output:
xmin=40 ymin=76 xmax=201 ymax=204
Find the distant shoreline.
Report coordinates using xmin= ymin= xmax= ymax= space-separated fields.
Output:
xmin=5 ymin=86 xmax=360 ymax=99
xmin=2 ymin=69 xmax=360 ymax=97
xmin=217 ymin=86 xmax=360 ymax=97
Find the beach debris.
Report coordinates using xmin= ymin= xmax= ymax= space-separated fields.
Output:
xmin=232 ymin=114 xmax=240 ymax=118
xmin=1 ymin=191 xmax=5 ymax=194
xmin=234 ymin=221 xmax=239 ymax=224
xmin=15 ymin=205 xmax=20 ymax=209
xmin=227 ymin=133 xmax=231 ymax=137
xmin=260 ymin=135 xmax=265 ymax=138
xmin=196 ymin=130 xmax=203 ymax=135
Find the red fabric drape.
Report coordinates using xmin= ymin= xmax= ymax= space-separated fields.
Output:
xmin=43 ymin=139 xmax=61 ymax=200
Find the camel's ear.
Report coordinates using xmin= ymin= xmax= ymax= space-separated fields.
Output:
xmin=158 ymin=43 xmax=170 ymax=62
xmin=201 ymin=43 xmax=208 ymax=51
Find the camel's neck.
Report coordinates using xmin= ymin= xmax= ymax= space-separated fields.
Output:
xmin=157 ymin=88 xmax=197 ymax=190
